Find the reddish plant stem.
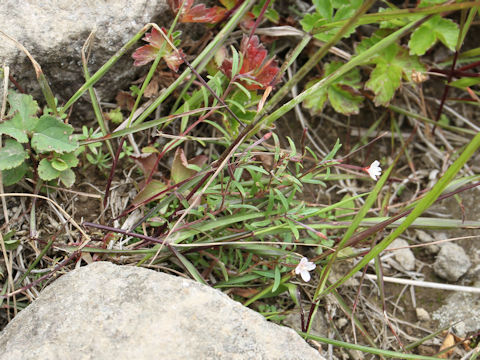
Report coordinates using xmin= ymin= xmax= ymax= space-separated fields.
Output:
xmin=432 ymin=50 xmax=459 ymax=135
xmin=103 ymin=136 xmax=126 ymax=208
xmin=457 ymin=59 xmax=480 ymax=72
xmin=246 ymin=0 xmax=271 ymax=46
xmin=429 ymin=68 xmax=480 ymax=78
xmin=8 ymin=74 xmax=25 ymax=94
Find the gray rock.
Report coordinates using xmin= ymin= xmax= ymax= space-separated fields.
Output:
xmin=415 ymin=230 xmax=440 ymax=255
xmin=0 ymin=0 xmax=169 ymax=114
xmin=0 ymin=262 xmax=323 ymax=360
xmin=387 ymin=238 xmax=416 ymax=271
xmin=415 ymin=307 xmax=430 ymax=322
xmin=336 ymin=318 xmax=348 ymax=329
xmin=432 ymin=288 xmax=480 ymax=337
xmin=433 ymin=243 xmax=471 ymax=282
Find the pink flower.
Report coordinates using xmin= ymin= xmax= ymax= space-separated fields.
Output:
xmin=295 ymin=257 xmax=316 ymax=282
xmin=365 ymin=160 xmax=382 ymax=181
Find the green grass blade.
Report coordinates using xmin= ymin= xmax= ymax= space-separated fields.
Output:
xmin=298 ymin=332 xmax=443 ymax=359
xmin=321 ymin=130 xmax=480 ymax=296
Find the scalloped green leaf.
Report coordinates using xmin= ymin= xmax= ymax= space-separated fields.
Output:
xmin=59 ymin=168 xmax=75 ymax=187
xmin=0 ymin=91 xmax=39 ymax=143
xmin=409 ymin=15 xmax=459 ymax=55
xmin=328 ymin=85 xmax=364 ymax=115
xmin=304 ymin=61 xmax=363 ymax=115
xmin=360 ymin=40 xmax=425 ymax=106
xmin=38 ymin=158 xmax=61 ymax=181
xmin=0 ymin=139 xmax=28 ymax=170
xmin=1 ymin=161 xmax=29 ymax=186
xmin=366 ymin=62 xmax=402 ymax=107
xmin=31 ymin=115 xmax=78 ymax=153
xmin=301 ymin=0 xmax=361 ymax=42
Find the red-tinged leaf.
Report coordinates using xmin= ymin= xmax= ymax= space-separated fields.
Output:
xmin=168 ymin=0 xmax=194 ymax=13
xmin=171 ymin=148 xmax=207 ymax=184
xmin=169 ymin=0 xmax=227 ymax=24
xmin=132 ymin=180 xmax=167 ymax=206
xmin=254 ymin=58 xmax=279 ymax=89
xmin=220 ymin=35 xmax=280 ymax=90
xmin=240 ymin=12 xmax=256 ymax=30
xmin=181 ymin=4 xmax=227 ymax=23
xmin=132 ymin=27 xmax=185 ymax=72
xmin=132 ymin=45 xmax=159 ymax=66
xmin=143 ymin=27 xmax=166 ymax=48
xmin=115 ymin=91 xmax=135 ymax=111
xmin=164 ymin=51 xmax=185 ymax=72
xmin=131 ymin=152 xmax=159 ymax=177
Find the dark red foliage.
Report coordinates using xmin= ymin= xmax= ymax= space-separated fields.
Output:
xmin=168 ymin=0 xmax=227 ymax=24
xmin=132 ymin=27 xmax=185 ymax=72
xmin=220 ymin=35 xmax=280 ymax=90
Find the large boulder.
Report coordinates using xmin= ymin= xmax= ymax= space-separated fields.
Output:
xmin=0 ymin=0 xmax=170 ymax=116
xmin=0 ymin=262 xmax=324 ymax=359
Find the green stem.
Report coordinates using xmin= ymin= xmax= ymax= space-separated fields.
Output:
xmin=314 ymin=1 xmax=479 ymax=31
xmin=59 ymin=25 xmax=151 ymax=115
xmin=320 ymin=128 xmax=480 ymax=296
xmin=298 ymin=332 xmax=442 ymax=360
xmin=81 ymin=39 xmax=114 ymax=157
xmin=15 ymin=237 xmax=54 ymax=287
xmin=258 ymin=0 xmax=375 ymax=119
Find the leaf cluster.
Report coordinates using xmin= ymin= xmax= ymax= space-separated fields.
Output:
xmin=0 ymin=91 xmax=79 ymax=187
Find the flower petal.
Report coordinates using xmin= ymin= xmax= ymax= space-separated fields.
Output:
xmin=300 ymin=270 xmax=311 ymax=282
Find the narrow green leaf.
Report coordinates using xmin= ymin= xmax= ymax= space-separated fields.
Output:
xmin=231 ymin=45 xmax=240 ymax=78
xmin=273 ymin=188 xmax=289 ymax=212
xmin=175 ymin=251 xmax=207 ymax=285
xmin=272 ymin=265 xmax=281 ymax=292
xmin=215 ymin=274 xmax=260 ymax=288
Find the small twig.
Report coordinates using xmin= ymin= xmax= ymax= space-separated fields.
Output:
xmin=2 ymin=250 xmax=81 ymax=298
xmin=366 ymin=274 xmax=480 ymax=294
xmin=1 ymin=64 xmax=10 ymax=231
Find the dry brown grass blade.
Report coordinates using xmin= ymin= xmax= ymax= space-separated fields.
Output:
xmin=1 ymin=65 xmax=10 ymax=230
xmin=0 ymin=30 xmax=57 ymax=114
xmin=0 ymin=193 xmax=91 ymax=248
